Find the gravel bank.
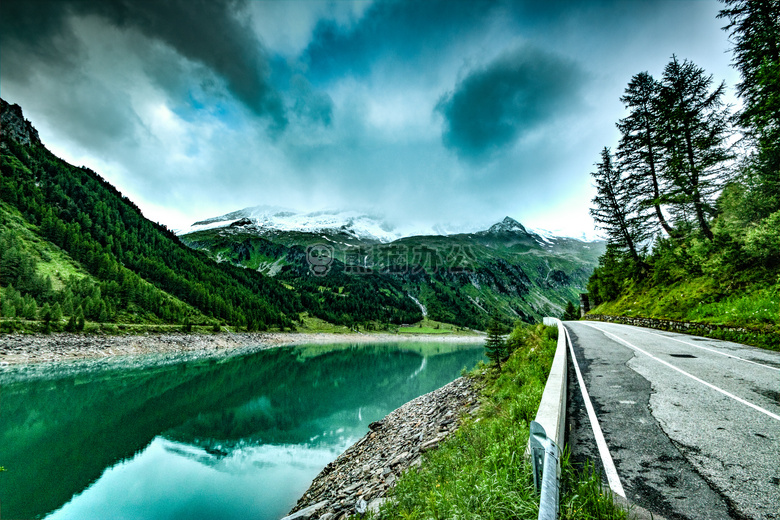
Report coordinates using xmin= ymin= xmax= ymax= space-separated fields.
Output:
xmin=0 ymin=332 xmax=483 ymax=365
xmin=284 ymin=376 xmax=481 ymax=520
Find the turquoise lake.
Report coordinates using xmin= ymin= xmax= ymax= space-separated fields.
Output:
xmin=0 ymin=341 xmax=484 ymax=519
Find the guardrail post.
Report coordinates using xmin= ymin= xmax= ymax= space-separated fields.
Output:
xmin=529 ymin=421 xmax=546 ymax=492
xmin=530 ymin=421 xmax=560 ymax=520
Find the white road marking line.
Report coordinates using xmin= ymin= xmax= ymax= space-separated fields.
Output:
xmin=563 ymin=325 xmax=626 ymax=497
xmin=583 ymin=323 xmax=780 ymax=422
xmin=594 ymin=321 xmax=780 ymax=372
xmin=642 ymin=329 xmax=780 ymax=372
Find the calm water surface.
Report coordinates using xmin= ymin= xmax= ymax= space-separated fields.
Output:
xmin=0 ymin=341 xmax=484 ymax=520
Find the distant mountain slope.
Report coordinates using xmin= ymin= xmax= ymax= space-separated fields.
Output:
xmin=0 ymin=99 xmax=421 ymax=331
xmin=180 ymin=212 xmax=606 ymax=327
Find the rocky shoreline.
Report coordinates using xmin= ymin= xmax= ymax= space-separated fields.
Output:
xmin=284 ymin=376 xmax=481 ymax=520
xmin=0 ymin=331 xmax=482 ymax=365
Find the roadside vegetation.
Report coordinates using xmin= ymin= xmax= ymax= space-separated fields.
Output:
xmin=585 ymin=0 xmax=779 ymax=349
xmin=372 ymin=323 xmax=629 ymax=520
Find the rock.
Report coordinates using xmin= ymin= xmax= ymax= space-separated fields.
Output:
xmin=367 ymin=497 xmax=387 ymax=514
xmin=0 ymin=99 xmax=40 ymax=146
xmin=389 ymin=452 xmax=408 ymax=467
xmin=342 ymin=482 xmax=360 ymax=494
xmin=280 ymin=500 xmax=329 ymax=520
xmin=355 ymin=498 xmax=368 ymax=514
xmin=420 ymin=437 xmax=441 ymax=452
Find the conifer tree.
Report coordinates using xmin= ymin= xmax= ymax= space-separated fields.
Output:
xmin=657 ymin=57 xmax=733 ymax=239
xmin=719 ymin=0 xmax=780 ymax=215
xmin=484 ymin=314 xmax=506 ymax=370
xmin=590 ymin=147 xmax=652 ymax=265
xmin=562 ymin=301 xmax=579 ymax=321
xmin=617 ymin=72 xmax=676 ymax=236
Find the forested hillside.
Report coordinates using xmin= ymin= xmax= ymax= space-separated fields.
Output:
xmin=586 ymin=0 xmax=779 ymax=347
xmin=0 ymin=99 xmax=421 ymax=332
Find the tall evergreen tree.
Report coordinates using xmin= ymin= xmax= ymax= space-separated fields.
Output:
xmin=718 ymin=0 xmax=780 ymax=215
xmin=484 ymin=314 xmax=507 ymax=370
xmin=561 ymin=300 xmax=579 ymax=321
xmin=657 ymin=57 xmax=733 ymax=239
xmin=590 ymin=147 xmax=652 ymax=265
xmin=617 ymin=72 xmax=676 ymax=237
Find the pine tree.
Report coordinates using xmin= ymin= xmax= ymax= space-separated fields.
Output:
xmin=590 ymin=147 xmax=652 ymax=265
xmin=562 ymin=301 xmax=579 ymax=321
xmin=41 ymin=303 xmax=52 ymax=333
xmin=657 ymin=57 xmax=733 ymax=239
xmin=484 ymin=314 xmax=507 ymax=370
xmin=51 ymin=302 xmax=63 ymax=324
xmin=617 ymin=72 xmax=676 ymax=237
xmin=719 ymin=0 xmax=780 ymax=215
xmin=75 ymin=306 xmax=85 ymax=331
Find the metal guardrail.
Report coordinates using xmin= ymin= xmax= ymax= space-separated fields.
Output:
xmin=530 ymin=317 xmax=569 ymax=519
xmin=530 ymin=421 xmax=560 ymax=520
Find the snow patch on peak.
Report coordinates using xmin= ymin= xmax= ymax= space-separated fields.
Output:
xmin=179 ymin=206 xmax=404 ymax=243
xmin=529 ymin=227 xmax=603 ymax=243
xmin=486 ymin=216 xmax=528 ymax=234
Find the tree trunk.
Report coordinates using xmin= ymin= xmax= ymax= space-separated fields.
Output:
xmin=645 ymin=132 xmax=676 ymax=236
xmin=684 ymin=126 xmax=713 ymax=239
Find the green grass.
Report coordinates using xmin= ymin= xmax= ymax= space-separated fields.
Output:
xmin=297 ymin=313 xmax=355 ymax=334
xmin=592 ymin=276 xmax=779 ymax=329
xmin=589 ymin=275 xmax=779 ymax=349
xmin=295 ymin=315 xmax=479 ymax=336
xmin=685 ymin=285 xmax=779 ymax=326
xmin=371 ymin=324 xmax=630 ymax=520
xmin=1 ymin=203 xmax=90 ymax=289
xmin=398 ymin=318 xmax=477 ymax=335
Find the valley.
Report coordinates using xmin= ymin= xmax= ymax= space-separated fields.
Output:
xmin=179 ymin=211 xmax=604 ymax=329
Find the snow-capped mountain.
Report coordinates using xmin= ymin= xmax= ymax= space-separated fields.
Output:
xmin=484 ymin=216 xmax=529 ymax=234
xmin=178 ymin=206 xmax=403 ymax=243
xmin=528 ymin=226 xmax=603 ymax=243
xmin=177 ymin=207 xmax=603 ymax=244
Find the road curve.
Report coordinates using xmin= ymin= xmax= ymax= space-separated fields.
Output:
xmin=564 ymin=320 xmax=779 ymax=520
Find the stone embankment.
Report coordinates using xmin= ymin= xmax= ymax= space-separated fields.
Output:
xmin=584 ymin=314 xmax=764 ymax=335
xmin=0 ymin=332 xmax=483 ymax=365
xmin=0 ymin=331 xmax=288 ymax=365
xmin=284 ymin=376 xmax=481 ymax=520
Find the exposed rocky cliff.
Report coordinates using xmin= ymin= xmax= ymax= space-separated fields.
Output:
xmin=0 ymin=98 xmax=40 ymax=146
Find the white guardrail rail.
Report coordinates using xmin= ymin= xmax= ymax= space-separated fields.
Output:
xmin=530 ymin=317 xmax=569 ymax=520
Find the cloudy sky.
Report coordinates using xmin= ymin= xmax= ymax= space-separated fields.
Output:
xmin=0 ymin=0 xmax=739 ymax=237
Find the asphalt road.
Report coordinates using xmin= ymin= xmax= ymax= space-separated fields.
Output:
xmin=564 ymin=321 xmax=779 ymax=520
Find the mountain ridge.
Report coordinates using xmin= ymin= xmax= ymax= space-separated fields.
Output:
xmin=179 ymin=207 xmax=606 ymax=326
xmin=179 ymin=206 xmax=601 ymax=245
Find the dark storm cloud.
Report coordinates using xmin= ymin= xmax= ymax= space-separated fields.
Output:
xmin=289 ymin=74 xmax=333 ymax=127
xmin=436 ymin=45 xmax=584 ymax=159
xmin=0 ymin=0 xmax=287 ymax=131
xmin=303 ymin=0 xmax=498 ymax=81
